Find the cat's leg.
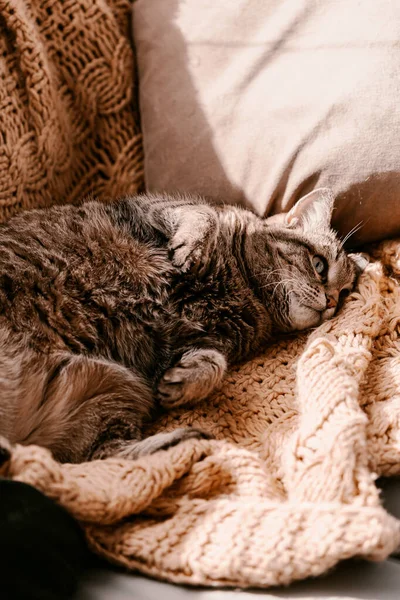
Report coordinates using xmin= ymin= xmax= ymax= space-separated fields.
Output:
xmin=91 ymin=427 xmax=212 ymax=460
xmin=130 ymin=194 xmax=220 ymax=272
xmin=15 ymin=353 xmax=208 ymax=463
xmin=167 ymin=205 xmax=219 ymax=272
xmin=157 ymin=348 xmax=227 ymax=409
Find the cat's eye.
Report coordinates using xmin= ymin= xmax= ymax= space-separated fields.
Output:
xmin=312 ymin=255 xmax=328 ymax=278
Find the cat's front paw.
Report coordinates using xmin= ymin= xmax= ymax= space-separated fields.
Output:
xmin=168 ymin=230 xmax=204 ymax=272
xmin=157 ymin=349 xmax=227 ymax=409
xmin=157 ymin=364 xmax=203 ymax=408
xmin=168 ymin=209 xmax=218 ymax=272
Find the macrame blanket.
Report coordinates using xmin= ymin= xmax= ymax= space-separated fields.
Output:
xmin=2 ymin=241 xmax=400 ymax=589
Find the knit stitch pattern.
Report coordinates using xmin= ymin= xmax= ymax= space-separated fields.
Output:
xmin=0 ymin=0 xmax=143 ymax=221
xmin=2 ymin=242 xmax=400 ymax=588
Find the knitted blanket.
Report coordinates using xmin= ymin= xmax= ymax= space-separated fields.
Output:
xmin=0 ymin=0 xmax=143 ymax=222
xmin=1 ymin=241 xmax=400 ymax=589
xmin=2 ymin=0 xmax=400 ymax=590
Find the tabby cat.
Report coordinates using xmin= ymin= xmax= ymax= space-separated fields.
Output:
xmin=0 ymin=188 xmax=361 ymax=463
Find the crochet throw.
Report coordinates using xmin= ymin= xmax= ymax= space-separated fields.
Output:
xmin=2 ymin=241 xmax=400 ymax=589
xmin=0 ymin=0 xmax=143 ymax=222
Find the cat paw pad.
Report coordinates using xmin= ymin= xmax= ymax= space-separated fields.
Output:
xmin=157 ymin=350 xmax=226 ymax=409
xmin=168 ymin=234 xmax=202 ymax=272
xmin=157 ymin=365 xmax=201 ymax=408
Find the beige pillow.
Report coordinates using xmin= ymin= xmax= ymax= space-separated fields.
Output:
xmin=133 ymin=0 xmax=400 ymax=245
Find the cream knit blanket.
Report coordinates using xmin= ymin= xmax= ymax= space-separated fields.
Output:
xmin=1 ymin=241 xmax=400 ymax=589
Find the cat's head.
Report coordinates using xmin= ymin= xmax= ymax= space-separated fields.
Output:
xmin=252 ymin=188 xmax=366 ymax=332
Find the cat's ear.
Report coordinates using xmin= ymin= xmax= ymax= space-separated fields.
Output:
xmin=285 ymin=188 xmax=335 ymax=232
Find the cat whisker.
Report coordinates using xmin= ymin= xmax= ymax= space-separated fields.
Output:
xmin=262 ymin=277 xmax=310 ymax=301
xmin=340 ymin=221 xmax=364 ymax=247
xmin=254 ymin=267 xmax=285 ymax=278
xmin=261 ymin=276 xmax=298 ymax=291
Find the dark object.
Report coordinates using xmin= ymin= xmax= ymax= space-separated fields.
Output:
xmin=0 ymin=478 xmax=90 ymax=600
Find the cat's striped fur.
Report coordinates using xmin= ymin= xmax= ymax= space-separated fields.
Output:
xmin=0 ymin=190 xmax=359 ymax=463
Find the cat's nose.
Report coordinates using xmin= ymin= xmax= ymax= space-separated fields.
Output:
xmin=325 ymin=291 xmax=339 ymax=309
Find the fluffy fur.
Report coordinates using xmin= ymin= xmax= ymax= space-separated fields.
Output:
xmin=0 ymin=189 xmax=359 ymax=462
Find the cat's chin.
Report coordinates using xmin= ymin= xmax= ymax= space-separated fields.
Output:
xmin=289 ymin=308 xmax=321 ymax=331
xmin=288 ymin=305 xmax=336 ymax=332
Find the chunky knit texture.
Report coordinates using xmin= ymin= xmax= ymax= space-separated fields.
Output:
xmin=2 ymin=242 xmax=400 ymax=588
xmin=0 ymin=0 xmax=143 ymax=221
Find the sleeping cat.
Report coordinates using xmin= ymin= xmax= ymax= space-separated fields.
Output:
xmin=0 ymin=188 xmax=361 ymax=463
